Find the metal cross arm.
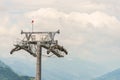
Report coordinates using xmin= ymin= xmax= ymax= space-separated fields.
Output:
xmin=10 ymin=42 xmax=68 ymax=57
xmin=41 ymin=44 xmax=68 ymax=57
xmin=10 ymin=30 xmax=67 ymax=57
xmin=10 ymin=44 xmax=37 ymax=57
xmin=21 ymin=30 xmax=60 ymax=43
xmin=21 ymin=30 xmax=60 ymax=34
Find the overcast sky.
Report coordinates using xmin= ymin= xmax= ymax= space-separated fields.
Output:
xmin=0 ymin=0 xmax=120 ymax=76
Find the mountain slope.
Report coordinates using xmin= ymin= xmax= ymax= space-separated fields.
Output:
xmin=0 ymin=60 xmax=34 ymax=80
xmin=0 ymin=61 xmax=22 ymax=80
xmin=21 ymin=76 xmax=34 ymax=80
xmin=94 ymin=68 xmax=120 ymax=80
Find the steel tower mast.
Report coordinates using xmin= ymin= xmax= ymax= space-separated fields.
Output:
xmin=10 ymin=23 xmax=68 ymax=80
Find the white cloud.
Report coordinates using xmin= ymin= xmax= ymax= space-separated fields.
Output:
xmin=0 ymin=8 xmax=120 ymax=71
xmin=0 ymin=0 xmax=120 ymax=76
xmin=23 ymin=8 xmax=120 ymax=66
xmin=0 ymin=0 xmax=109 ymax=14
xmin=25 ymin=8 xmax=120 ymax=27
xmin=12 ymin=0 xmax=56 ymax=5
xmin=25 ymin=8 xmax=120 ymax=38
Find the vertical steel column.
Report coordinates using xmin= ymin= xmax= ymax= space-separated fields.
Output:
xmin=36 ymin=43 xmax=42 ymax=80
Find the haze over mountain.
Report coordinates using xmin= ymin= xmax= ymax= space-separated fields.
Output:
xmin=0 ymin=60 xmax=34 ymax=80
xmin=1 ymin=57 xmax=109 ymax=80
xmin=0 ymin=60 xmax=21 ymax=80
xmin=1 ymin=58 xmax=120 ymax=80
xmin=94 ymin=68 xmax=120 ymax=80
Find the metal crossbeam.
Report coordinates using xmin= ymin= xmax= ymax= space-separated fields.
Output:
xmin=21 ymin=30 xmax=60 ymax=34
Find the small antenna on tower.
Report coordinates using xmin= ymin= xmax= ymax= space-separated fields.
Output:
xmin=32 ymin=20 xmax=34 ymax=32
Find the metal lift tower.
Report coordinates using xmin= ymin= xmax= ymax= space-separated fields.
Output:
xmin=10 ymin=22 xmax=68 ymax=80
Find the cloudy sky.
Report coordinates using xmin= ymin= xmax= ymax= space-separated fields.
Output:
xmin=0 ymin=0 xmax=120 ymax=78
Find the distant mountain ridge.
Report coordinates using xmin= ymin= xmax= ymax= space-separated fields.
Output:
xmin=1 ymin=58 xmax=120 ymax=80
xmin=2 ymin=58 xmax=108 ymax=80
xmin=0 ymin=60 xmax=34 ymax=80
xmin=0 ymin=60 xmax=9 ymax=68
xmin=94 ymin=68 xmax=120 ymax=80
